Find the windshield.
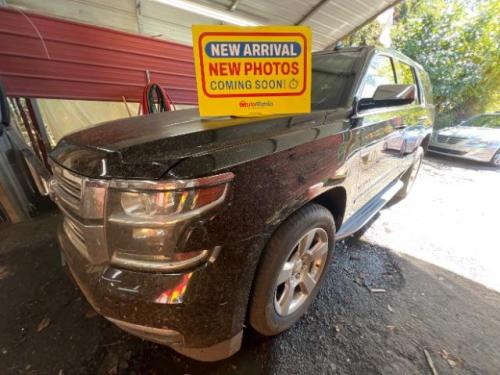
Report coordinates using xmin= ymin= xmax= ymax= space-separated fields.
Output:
xmin=311 ymin=51 xmax=362 ymax=110
xmin=462 ymin=115 xmax=499 ymax=129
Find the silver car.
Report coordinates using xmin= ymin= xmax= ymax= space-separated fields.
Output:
xmin=428 ymin=113 xmax=500 ymax=166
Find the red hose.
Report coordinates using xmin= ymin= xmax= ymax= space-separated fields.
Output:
xmin=141 ymin=83 xmax=174 ymax=114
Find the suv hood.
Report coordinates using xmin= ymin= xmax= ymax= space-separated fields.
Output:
xmin=50 ymin=108 xmax=332 ymax=180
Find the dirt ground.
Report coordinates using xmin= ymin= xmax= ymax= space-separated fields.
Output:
xmin=1 ymin=154 xmax=500 ymax=374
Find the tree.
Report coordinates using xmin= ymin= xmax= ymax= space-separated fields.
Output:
xmin=393 ymin=0 xmax=499 ymax=127
xmin=342 ymin=0 xmax=500 ymax=128
xmin=341 ymin=21 xmax=383 ymax=47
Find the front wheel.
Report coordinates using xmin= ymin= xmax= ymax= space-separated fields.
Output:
xmin=249 ymin=203 xmax=335 ymax=336
xmin=395 ymin=146 xmax=424 ymax=200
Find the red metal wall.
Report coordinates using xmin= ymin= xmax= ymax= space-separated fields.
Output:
xmin=0 ymin=7 xmax=197 ymax=104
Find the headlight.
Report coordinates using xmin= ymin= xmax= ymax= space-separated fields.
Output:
xmin=120 ymin=191 xmax=176 ymax=217
xmin=105 ymin=173 xmax=234 ymax=272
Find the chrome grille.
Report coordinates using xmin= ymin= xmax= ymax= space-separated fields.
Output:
xmin=59 ymin=173 xmax=82 ymax=201
xmin=437 ymin=135 xmax=465 ymax=144
xmin=52 ymin=165 xmax=83 ymax=207
xmin=63 ymin=215 xmax=87 ymax=255
xmin=65 ymin=216 xmax=85 ymax=244
xmin=428 ymin=145 xmax=467 ymax=155
xmin=50 ymin=164 xmax=108 ymax=263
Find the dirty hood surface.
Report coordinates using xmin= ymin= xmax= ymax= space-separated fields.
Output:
xmin=50 ymin=108 xmax=330 ymax=180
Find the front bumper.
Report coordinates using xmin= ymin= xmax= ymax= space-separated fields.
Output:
xmin=57 ymin=221 xmax=264 ymax=361
xmin=428 ymin=140 xmax=498 ymax=163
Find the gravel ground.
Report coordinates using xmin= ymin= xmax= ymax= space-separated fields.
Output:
xmin=1 ymin=154 xmax=500 ymax=374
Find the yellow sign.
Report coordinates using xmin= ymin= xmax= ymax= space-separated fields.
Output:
xmin=192 ymin=25 xmax=312 ymax=117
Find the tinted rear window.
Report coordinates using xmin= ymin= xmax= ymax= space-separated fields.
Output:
xmin=394 ymin=60 xmax=419 ymax=104
xmin=311 ymin=51 xmax=362 ymax=110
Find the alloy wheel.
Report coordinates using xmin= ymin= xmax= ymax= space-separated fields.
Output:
xmin=274 ymin=227 xmax=329 ymax=316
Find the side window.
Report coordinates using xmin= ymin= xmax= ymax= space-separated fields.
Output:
xmin=395 ymin=61 xmax=415 ymax=85
xmin=418 ymin=70 xmax=434 ymax=105
xmin=395 ymin=61 xmax=418 ymax=104
xmin=359 ymin=55 xmax=396 ymax=99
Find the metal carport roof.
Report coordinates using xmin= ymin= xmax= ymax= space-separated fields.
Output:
xmin=3 ymin=0 xmax=401 ymax=50
xmin=0 ymin=0 xmax=402 ymax=103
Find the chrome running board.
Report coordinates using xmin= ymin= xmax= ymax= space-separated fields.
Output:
xmin=337 ymin=179 xmax=404 ymax=239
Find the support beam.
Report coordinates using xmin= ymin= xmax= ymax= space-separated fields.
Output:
xmin=27 ymin=99 xmax=51 ymax=151
xmin=228 ymin=0 xmax=241 ymax=12
xmin=135 ymin=0 xmax=143 ymax=33
xmin=295 ymin=0 xmax=330 ymax=25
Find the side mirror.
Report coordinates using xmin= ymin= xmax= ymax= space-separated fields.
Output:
xmin=358 ymin=84 xmax=416 ymax=111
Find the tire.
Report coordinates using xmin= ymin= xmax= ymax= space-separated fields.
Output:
xmin=491 ymin=150 xmax=500 ymax=167
xmin=395 ymin=146 xmax=424 ymax=200
xmin=249 ymin=203 xmax=335 ymax=336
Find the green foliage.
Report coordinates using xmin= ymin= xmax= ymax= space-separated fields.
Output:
xmin=341 ymin=21 xmax=383 ymax=47
xmin=342 ymin=0 xmax=499 ymax=128
xmin=393 ymin=0 xmax=499 ymax=127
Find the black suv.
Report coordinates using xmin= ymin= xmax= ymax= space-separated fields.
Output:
xmin=49 ymin=46 xmax=434 ymax=361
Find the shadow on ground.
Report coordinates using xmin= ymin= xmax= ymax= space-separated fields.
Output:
xmin=1 ymin=213 xmax=500 ymax=374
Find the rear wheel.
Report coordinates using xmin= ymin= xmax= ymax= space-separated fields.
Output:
xmin=395 ymin=146 xmax=424 ymax=200
xmin=249 ymin=203 xmax=335 ymax=336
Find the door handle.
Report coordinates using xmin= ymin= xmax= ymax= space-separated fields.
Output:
xmin=395 ymin=124 xmax=407 ymax=130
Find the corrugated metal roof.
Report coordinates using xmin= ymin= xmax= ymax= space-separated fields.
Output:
xmin=0 ymin=0 xmax=401 ymax=102
xmin=207 ymin=0 xmax=399 ymax=50
xmin=5 ymin=0 xmax=400 ymax=50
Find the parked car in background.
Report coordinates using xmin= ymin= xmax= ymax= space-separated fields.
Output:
xmin=429 ymin=113 xmax=500 ymax=166
xmin=48 ymin=46 xmax=434 ymax=361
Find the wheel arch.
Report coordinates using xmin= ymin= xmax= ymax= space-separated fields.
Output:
xmin=246 ymin=186 xmax=347 ymax=328
xmin=311 ymin=186 xmax=347 ymax=232
xmin=245 ymin=186 xmax=347 ymax=321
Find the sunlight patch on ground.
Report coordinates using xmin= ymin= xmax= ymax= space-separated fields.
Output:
xmin=361 ymin=156 xmax=500 ymax=292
